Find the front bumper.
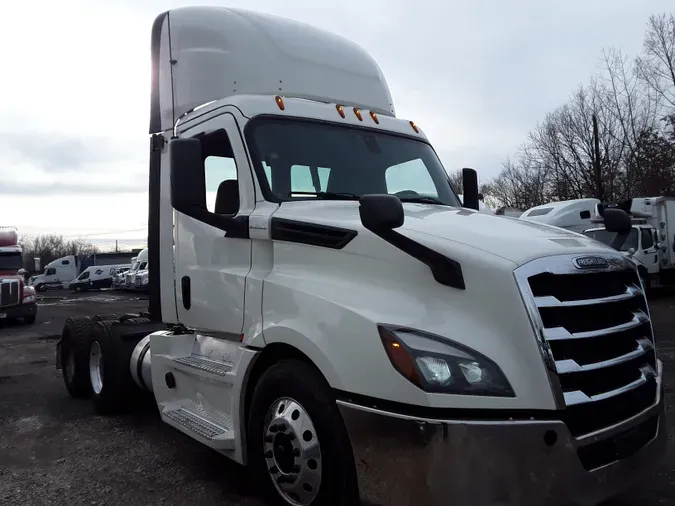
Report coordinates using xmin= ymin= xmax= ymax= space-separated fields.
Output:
xmin=338 ymin=373 xmax=667 ymax=506
xmin=0 ymin=302 xmax=37 ymax=320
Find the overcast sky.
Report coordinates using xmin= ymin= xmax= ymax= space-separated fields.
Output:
xmin=1 ymin=0 xmax=671 ymax=240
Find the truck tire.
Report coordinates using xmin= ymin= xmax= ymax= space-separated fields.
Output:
xmin=24 ymin=315 xmax=36 ymax=324
xmin=247 ymin=359 xmax=356 ymax=506
xmin=35 ymin=283 xmax=46 ymax=292
xmin=88 ymin=317 xmax=151 ymax=415
xmin=61 ymin=314 xmax=122 ymax=399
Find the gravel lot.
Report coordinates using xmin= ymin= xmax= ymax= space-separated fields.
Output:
xmin=0 ymin=289 xmax=673 ymax=505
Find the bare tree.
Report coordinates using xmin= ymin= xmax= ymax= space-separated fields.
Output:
xmin=599 ymin=47 xmax=660 ymax=195
xmin=636 ymin=13 xmax=675 ymax=112
xmin=19 ymin=234 xmax=99 ymax=272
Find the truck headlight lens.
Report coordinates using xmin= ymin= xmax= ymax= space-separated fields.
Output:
xmin=378 ymin=325 xmax=514 ymax=397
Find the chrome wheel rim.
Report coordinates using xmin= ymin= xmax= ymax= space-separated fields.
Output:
xmin=264 ymin=398 xmax=322 ymax=505
xmin=89 ymin=341 xmax=104 ymax=395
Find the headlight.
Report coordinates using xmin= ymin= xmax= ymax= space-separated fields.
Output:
xmin=378 ymin=325 xmax=514 ymax=397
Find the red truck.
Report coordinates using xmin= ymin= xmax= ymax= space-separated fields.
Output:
xmin=0 ymin=227 xmax=37 ymax=324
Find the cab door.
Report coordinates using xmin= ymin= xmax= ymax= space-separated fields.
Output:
xmin=639 ymin=227 xmax=660 ymax=275
xmin=173 ymin=113 xmax=254 ymax=340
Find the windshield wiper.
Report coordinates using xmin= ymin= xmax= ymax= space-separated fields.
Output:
xmin=289 ymin=191 xmax=360 ymax=201
xmin=398 ymin=196 xmax=445 ymax=205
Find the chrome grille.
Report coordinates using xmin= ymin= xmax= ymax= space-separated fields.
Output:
xmin=515 ymin=254 xmax=658 ymax=438
xmin=0 ymin=280 xmax=20 ymax=308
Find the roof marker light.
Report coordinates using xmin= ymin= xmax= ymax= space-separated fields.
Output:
xmin=336 ymin=104 xmax=345 ymax=118
xmin=353 ymin=107 xmax=363 ymax=121
xmin=370 ymin=111 xmax=379 ymax=124
xmin=275 ymin=96 xmax=285 ymax=110
xmin=410 ymin=121 xmax=419 ymax=133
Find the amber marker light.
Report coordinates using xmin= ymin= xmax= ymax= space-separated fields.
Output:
xmin=275 ymin=96 xmax=285 ymax=110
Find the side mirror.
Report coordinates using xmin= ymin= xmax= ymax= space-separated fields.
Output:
xmin=462 ymin=168 xmax=479 ymax=211
xmin=359 ymin=194 xmax=404 ymax=231
xmin=628 ymin=248 xmax=636 ymax=257
xmin=603 ymin=208 xmax=632 ymax=250
xmin=170 ymin=138 xmax=206 ymax=213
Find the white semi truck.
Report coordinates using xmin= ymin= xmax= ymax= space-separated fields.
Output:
xmin=56 ymin=7 xmax=666 ymax=506
xmin=584 ymin=197 xmax=675 ymax=289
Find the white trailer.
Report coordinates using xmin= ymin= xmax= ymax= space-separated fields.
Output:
xmin=55 ymin=7 xmax=666 ymax=506
xmin=520 ymin=198 xmax=599 ymax=233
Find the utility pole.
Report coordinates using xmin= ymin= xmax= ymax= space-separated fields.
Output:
xmin=592 ymin=114 xmax=605 ymax=202
xmin=115 ymin=239 xmax=119 ymax=253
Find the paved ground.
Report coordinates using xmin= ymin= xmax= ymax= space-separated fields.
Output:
xmin=0 ymin=289 xmax=673 ymax=505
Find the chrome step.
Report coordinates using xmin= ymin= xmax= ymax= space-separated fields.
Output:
xmin=163 ymin=403 xmax=234 ymax=450
xmin=172 ymin=355 xmax=233 ymax=376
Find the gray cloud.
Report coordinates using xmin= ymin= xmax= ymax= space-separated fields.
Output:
xmin=0 ymin=132 xmax=145 ymax=173
xmin=0 ymin=180 xmax=145 ymax=196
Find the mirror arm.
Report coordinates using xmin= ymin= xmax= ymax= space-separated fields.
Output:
xmin=175 ymin=203 xmax=249 ymax=239
xmin=609 ymin=231 xmax=629 ymax=251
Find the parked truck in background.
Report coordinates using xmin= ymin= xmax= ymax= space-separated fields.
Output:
xmin=0 ymin=227 xmax=38 ymax=324
xmin=583 ymin=197 xmax=675 ymax=290
xmin=56 ymin=7 xmax=666 ymax=506
xmin=30 ymin=251 xmax=139 ymax=292
xmin=123 ymin=248 xmax=148 ymax=291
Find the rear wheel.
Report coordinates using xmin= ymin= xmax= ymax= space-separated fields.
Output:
xmin=61 ymin=315 xmax=121 ymax=399
xmin=89 ymin=317 xmax=150 ymax=415
xmin=24 ymin=314 xmax=36 ymax=325
xmin=248 ymin=360 xmax=356 ymax=506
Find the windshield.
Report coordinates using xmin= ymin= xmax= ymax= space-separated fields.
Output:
xmin=583 ymin=228 xmax=639 ymax=252
xmin=246 ymin=118 xmax=462 ymax=206
xmin=0 ymin=252 xmax=22 ymax=271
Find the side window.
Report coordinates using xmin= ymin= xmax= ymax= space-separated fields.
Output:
xmin=81 ymin=272 xmax=90 ymax=280
xmin=202 ymin=130 xmax=238 ymax=215
xmin=385 ymin=159 xmax=438 ymax=197
xmin=641 ymin=229 xmax=654 ymax=249
xmin=46 ymin=268 xmax=56 ymax=275
xmin=290 ymin=165 xmax=331 ymax=194
xmin=579 ymin=210 xmax=591 ymax=220
xmin=62 ymin=259 xmax=70 ymax=265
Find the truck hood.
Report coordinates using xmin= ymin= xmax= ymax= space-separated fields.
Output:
xmin=273 ymin=201 xmax=615 ymax=266
xmin=0 ymin=272 xmax=23 ymax=281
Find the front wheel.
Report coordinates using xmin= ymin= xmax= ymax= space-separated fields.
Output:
xmin=248 ymin=360 xmax=356 ymax=506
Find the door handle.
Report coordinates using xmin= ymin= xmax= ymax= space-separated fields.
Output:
xmin=181 ymin=276 xmax=191 ymax=310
